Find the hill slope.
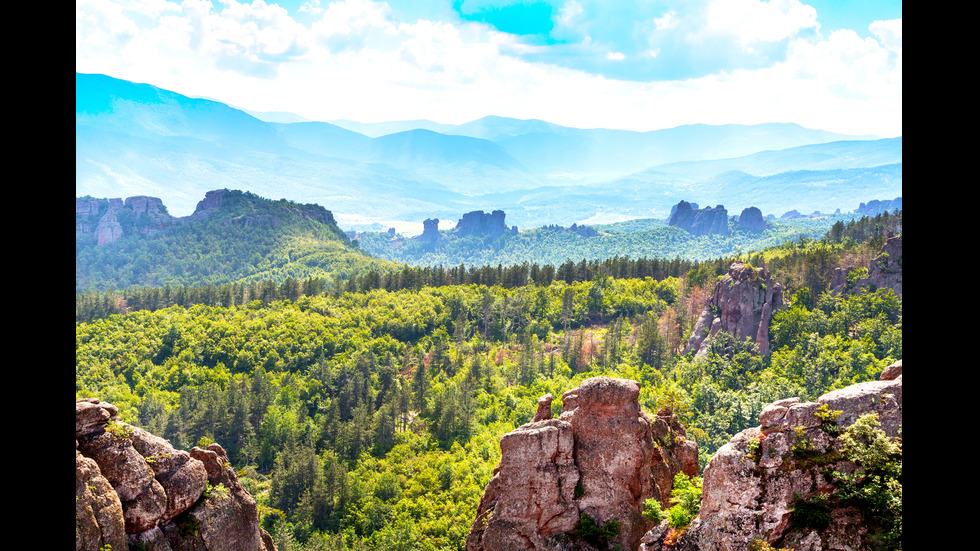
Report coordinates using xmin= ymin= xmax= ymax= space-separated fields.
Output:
xmin=75 ymin=189 xmax=397 ymax=291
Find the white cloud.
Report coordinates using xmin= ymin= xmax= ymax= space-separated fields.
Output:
xmin=704 ymin=0 xmax=818 ymax=46
xmin=654 ymin=10 xmax=678 ymax=31
xmin=870 ymin=18 xmax=902 ymax=52
xmin=75 ymin=0 xmax=901 ymax=136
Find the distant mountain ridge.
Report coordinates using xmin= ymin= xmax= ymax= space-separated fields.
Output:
xmin=76 ymin=72 xmax=901 ymax=229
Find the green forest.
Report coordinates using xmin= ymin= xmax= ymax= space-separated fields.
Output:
xmin=76 ymin=195 xmax=902 ymax=551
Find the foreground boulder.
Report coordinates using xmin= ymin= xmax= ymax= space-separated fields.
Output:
xmin=465 ymin=377 xmax=698 ymax=551
xmin=641 ymin=360 xmax=902 ymax=551
xmin=75 ymin=398 xmax=275 ymax=551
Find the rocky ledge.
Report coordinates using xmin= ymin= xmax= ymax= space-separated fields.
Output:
xmin=76 ymin=398 xmax=276 ymax=551
xmin=640 ymin=360 xmax=902 ymax=551
xmin=465 ymin=377 xmax=698 ymax=551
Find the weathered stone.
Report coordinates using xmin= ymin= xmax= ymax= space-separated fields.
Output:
xmin=75 ymin=398 xmax=119 ymax=437
xmin=129 ymin=425 xmax=208 ymax=523
xmin=76 ymin=449 xmax=128 ymax=551
xmin=75 ymin=399 xmax=276 ymax=550
xmin=466 ymin=377 xmax=696 ymax=551
xmin=416 ymin=218 xmax=445 ymax=242
xmin=684 ymin=261 xmax=784 ymax=358
xmin=829 ymin=234 xmax=902 ymax=297
xmin=454 ymin=210 xmax=511 ymax=238
xmin=466 ymin=418 xmax=580 ymax=551
xmin=532 ymin=393 xmax=553 ymax=422
xmin=737 ymin=206 xmax=766 ymax=232
xmin=184 ymin=443 xmax=269 ymax=551
xmin=668 ymin=201 xmax=730 ymax=236
xmin=880 ymin=359 xmax=902 ymax=380
xmin=651 ymin=365 xmax=903 ymax=550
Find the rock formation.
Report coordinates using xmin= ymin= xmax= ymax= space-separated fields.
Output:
xmin=77 ymin=189 xmax=341 ymax=246
xmin=454 ymin=210 xmax=513 ymax=238
xmin=465 ymin=377 xmax=698 ymax=551
xmin=125 ymin=196 xmax=175 ymax=234
xmin=76 ymin=398 xmax=275 ymax=551
xmin=667 ymin=201 xmax=730 ymax=236
xmin=736 ymin=207 xmax=766 ymax=232
xmin=684 ymin=261 xmax=784 ymax=358
xmin=830 ymin=233 xmax=903 ymax=297
xmin=855 ymin=197 xmax=902 ymax=216
xmin=640 ymin=360 xmax=902 ymax=551
xmin=415 ymin=218 xmax=446 ymax=242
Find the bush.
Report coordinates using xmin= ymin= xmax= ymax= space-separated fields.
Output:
xmin=642 ymin=498 xmax=665 ymax=524
xmin=574 ymin=514 xmax=621 ymax=547
xmin=667 ymin=473 xmax=702 ymax=529
xmin=833 ymin=413 xmax=902 ymax=550
xmin=789 ymin=492 xmax=831 ymax=531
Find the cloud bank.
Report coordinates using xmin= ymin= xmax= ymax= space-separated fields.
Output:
xmin=76 ymin=0 xmax=902 ymax=136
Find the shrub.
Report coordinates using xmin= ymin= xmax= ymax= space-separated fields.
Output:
xmin=789 ymin=492 xmax=832 ymax=531
xmin=642 ymin=498 xmax=665 ymax=524
xmin=667 ymin=473 xmax=702 ymax=529
xmin=833 ymin=413 xmax=902 ymax=550
xmin=574 ymin=514 xmax=621 ymax=547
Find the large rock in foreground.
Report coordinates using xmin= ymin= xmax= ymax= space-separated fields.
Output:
xmin=641 ymin=360 xmax=903 ymax=551
xmin=75 ymin=398 xmax=276 ymax=551
xmin=465 ymin=377 xmax=698 ymax=551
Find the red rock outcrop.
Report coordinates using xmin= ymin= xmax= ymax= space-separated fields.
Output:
xmin=75 ymin=398 xmax=275 ymax=551
xmin=684 ymin=261 xmax=784 ymax=358
xmin=640 ymin=360 xmax=902 ymax=551
xmin=465 ymin=377 xmax=698 ymax=551
xmin=830 ymin=233 xmax=902 ymax=297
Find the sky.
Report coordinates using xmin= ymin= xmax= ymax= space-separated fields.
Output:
xmin=75 ymin=0 xmax=902 ymax=137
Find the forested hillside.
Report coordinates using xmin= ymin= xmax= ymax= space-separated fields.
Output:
xmin=75 ymin=208 xmax=901 ymax=550
xmin=76 ymin=190 xmax=397 ymax=292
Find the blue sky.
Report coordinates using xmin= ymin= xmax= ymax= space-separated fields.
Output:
xmin=76 ymin=0 xmax=901 ymax=136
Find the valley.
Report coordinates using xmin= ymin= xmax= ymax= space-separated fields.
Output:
xmin=76 ymin=73 xmax=902 ymax=551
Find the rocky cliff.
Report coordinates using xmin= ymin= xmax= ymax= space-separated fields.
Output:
xmin=640 ymin=360 xmax=902 ymax=551
xmin=76 ymin=398 xmax=276 ymax=551
xmin=855 ymin=197 xmax=902 ymax=216
xmin=415 ymin=217 xmax=447 ymax=242
xmin=684 ymin=261 xmax=784 ymax=358
xmin=454 ymin=209 xmax=515 ymax=238
xmin=830 ymin=234 xmax=902 ymax=297
xmin=77 ymin=189 xmax=341 ymax=246
xmin=465 ymin=377 xmax=698 ymax=551
xmin=77 ymin=196 xmax=177 ymax=245
xmin=667 ymin=201 xmax=730 ymax=236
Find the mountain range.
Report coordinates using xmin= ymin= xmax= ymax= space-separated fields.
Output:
xmin=76 ymin=72 xmax=901 ymax=232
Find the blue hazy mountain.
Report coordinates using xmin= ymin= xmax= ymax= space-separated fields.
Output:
xmin=76 ymin=72 xmax=900 ymax=229
xmin=644 ymin=137 xmax=903 ymax=179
